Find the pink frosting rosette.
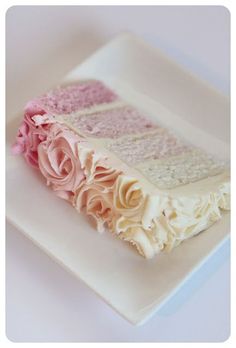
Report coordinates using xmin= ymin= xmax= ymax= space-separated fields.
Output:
xmin=11 ymin=101 xmax=54 ymax=168
xmin=76 ymin=182 xmax=115 ymax=233
xmin=37 ymin=123 xmax=86 ymax=202
xmin=75 ymin=147 xmax=122 ymax=232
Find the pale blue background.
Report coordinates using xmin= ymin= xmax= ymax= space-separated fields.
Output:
xmin=6 ymin=5 xmax=230 ymax=342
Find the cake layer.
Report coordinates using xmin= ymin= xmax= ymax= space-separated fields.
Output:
xmin=106 ymin=129 xmax=191 ymax=165
xmin=60 ymin=106 xmax=159 ymax=139
xmin=135 ymin=150 xmax=226 ymax=189
xmin=12 ymin=79 xmax=230 ymax=259
xmin=27 ymin=80 xmax=119 ymax=115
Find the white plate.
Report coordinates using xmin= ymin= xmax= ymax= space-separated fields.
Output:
xmin=6 ymin=33 xmax=230 ymax=326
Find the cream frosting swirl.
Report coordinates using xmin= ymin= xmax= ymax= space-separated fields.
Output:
xmin=112 ymin=175 xmax=170 ymax=257
xmin=38 ymin=123 xmax=85 ymax=201
xmin=150 ymin=182 xmax=231 ymax=252
xmin=75 ymin=146 xmax=122 ymax=232
xmin=11 ymin=103 xmax=55 ymax=168
xmin=113 ymin=175 xmax=145 ymax=220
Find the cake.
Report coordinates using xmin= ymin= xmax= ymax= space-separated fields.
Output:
xmin=12 ymin=80 xmax=230 ymax=258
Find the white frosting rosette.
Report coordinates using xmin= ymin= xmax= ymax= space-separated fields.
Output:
xmin=161 ymin=182 xmax=230 ymax=251
xmin=112 ymin=175 xmax=169 ymax=258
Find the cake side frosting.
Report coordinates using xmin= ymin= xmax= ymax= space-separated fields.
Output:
xmin=74 ymin=137 xmax=230 ymax=258
xmin=12 ymin=80 xmax=230 ymax=259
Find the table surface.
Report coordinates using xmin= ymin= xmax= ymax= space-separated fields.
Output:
xmin=6 ymin=5 xmax=230 ymax=342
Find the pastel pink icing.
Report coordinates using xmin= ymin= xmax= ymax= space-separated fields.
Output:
xmin=70 ymin=106 xmax=158 ymax=138
xmin=11 ymin=103 xmax=50 ymax=167
xmin=37 ymin=123 xmax=86 ymax=202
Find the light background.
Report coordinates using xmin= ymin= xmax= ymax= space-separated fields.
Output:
xmin=6 ymin=5 xmax=230 ymax=342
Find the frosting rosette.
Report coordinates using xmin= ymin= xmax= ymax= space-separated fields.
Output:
xmin=113 ymin=175 xmax=145 ymax=220
xmin=76 ymin=182 xmax=115 ymax=233
xmin=119 ymin=226 xmax=157 ymax=258
xmin=11 ymin=102 xmax=54 ymax=168
xmin=112 ymin=175 xmax=170 ymax=257
xmin=75 ymin=147 xmax=122 ymax=232
xmin=38 ymin=123 xmax=85 ymax=201
xmin=114 ymin=215 xmax=169 ymax=258
xmin=160 ymin=184 xmax=231 ymax=251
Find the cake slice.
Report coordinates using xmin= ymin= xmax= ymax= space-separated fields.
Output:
xmin=12 ymin=80 xmax=230 ymax=258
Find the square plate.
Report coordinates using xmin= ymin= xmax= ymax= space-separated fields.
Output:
xmin=6 ymin=33 xmax=230 ymax=325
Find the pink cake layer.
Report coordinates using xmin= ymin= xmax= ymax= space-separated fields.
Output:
xmin=25 ymin=80 xmax=118 ymax=116
xmin=68 ymin=106 xmax=159 ymax=138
